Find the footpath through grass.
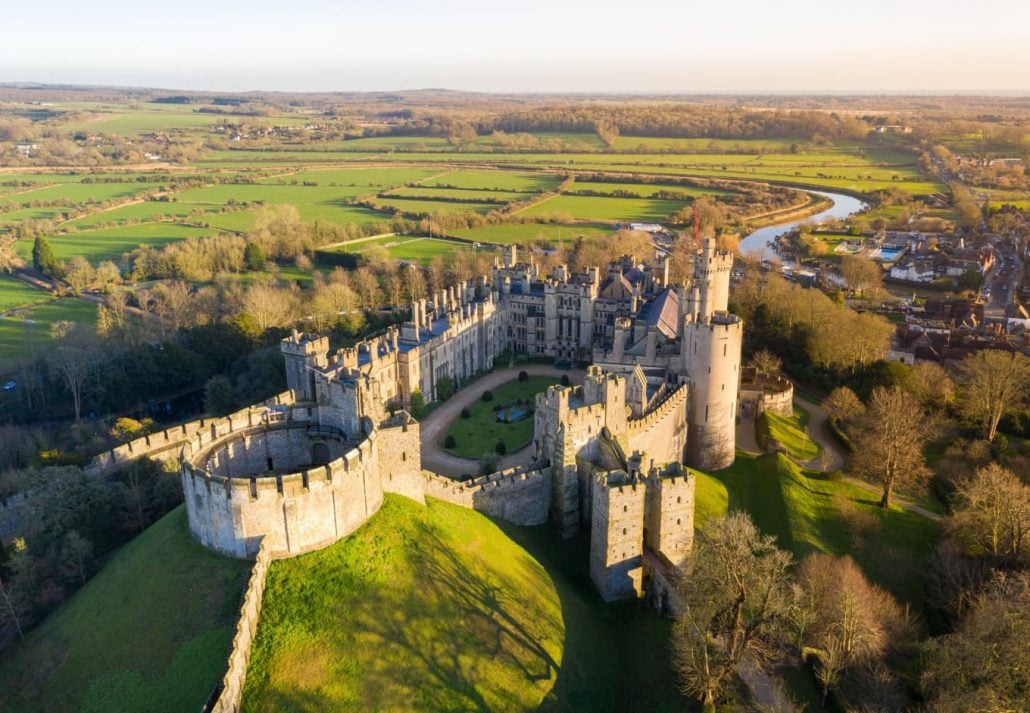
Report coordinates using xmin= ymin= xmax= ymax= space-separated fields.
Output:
xmin=0 ymin=506 xmax=251 ymax=713
xmin=242 ymin=495 xmax=564 ymax=712
xmin=443 ymin=375 xmax=560 ymax=458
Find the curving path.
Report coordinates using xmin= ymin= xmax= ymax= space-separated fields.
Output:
xmin=793 ymin=392 xmax=941 ymax=521
xmin=419 ymin=365 xmax=584 ymax=478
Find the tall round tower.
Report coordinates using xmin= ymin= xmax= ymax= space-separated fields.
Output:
xmin=693 ymin=237 xmax=734 ymax=320
xmin=684 ymin=314 xmax=742 ymax=470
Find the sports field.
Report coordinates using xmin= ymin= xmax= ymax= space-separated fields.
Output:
xmin=449 ymin=222 xmax=614 ymax=245
xmin=16 ymin=222 xmax=221 ymax=263
xmin=522 ymin=194 xmax=687 ymax=222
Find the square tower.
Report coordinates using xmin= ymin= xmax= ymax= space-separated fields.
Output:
xmin=590 ymin=470 xmax=645 ymax=602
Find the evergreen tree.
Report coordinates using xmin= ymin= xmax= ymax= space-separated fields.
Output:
xmin=244 ymin=241 xmax=266 ymax=271
xmin=31 ymin=236 xmax=60 ymax=277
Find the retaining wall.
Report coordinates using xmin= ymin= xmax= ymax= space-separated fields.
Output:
xmin=738 ymin=368 xmax=793 ymax=418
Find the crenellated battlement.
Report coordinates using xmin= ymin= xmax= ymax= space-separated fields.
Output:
xmin=626 ymin=383 xmax=687 ymax=434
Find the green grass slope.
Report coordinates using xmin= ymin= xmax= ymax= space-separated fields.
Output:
xmin=695 ymin=452 xmax=939 ymax=608
xmin=0 ymin=506 xmax=251 ymax=713
xmin=242 ymin=495 xmax=565 ymax=712
xmin=757 ymin=406 xmax=821 ymax=461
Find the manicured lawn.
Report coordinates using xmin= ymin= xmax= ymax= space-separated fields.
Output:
xmin=0 ymin=506 xmax=251 ymax=713
xmin=242 ymin=495 xmax=564 ymax=712
xmin=522 ymin=194 xmax=687 ymax=222
xmin=757 ymin=406 xmax=821 ymax=460
xmin=450 ymin=221 xmax=614 ymax=245
xmin=444 ymin=376 xmax=560 ymax=458
xmin=16 ymin=222 xmax=221 ymax=264
xmin=0 ymin=298 xmax=98 ymax=369
xmin=0 ymin=275 xmax=51 ymax=312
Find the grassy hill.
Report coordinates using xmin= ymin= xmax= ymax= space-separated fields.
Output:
xmin=242 ymin=495 xmax=565 ymax=712
xmin=0 ymin=506 xmax=251 ymax=713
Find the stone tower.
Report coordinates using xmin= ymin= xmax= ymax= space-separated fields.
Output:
xmin=590 ymin=470 xmax=645 ymax=602
xmin=682 ymin=238 xmax=742 ymax=470
xmin=281 ymin=331 xmax=330 ymax=402
xmin=644 ymin=463 xmax=695 ymax=568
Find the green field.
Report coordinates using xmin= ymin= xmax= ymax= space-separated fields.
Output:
xmin=523 ymin=194 xmax=686 ymax=222
xmin=445 ymin=376 xmax=560 ymax=458
xmin=243 ymin=495 xmax=564 ymax=712
xmin=388 ymin=237 xmax=477 ymax=263
xmin=374 ymin=196 xmax=497 ymax=216
xmin=426 ymin=169 xmax=562 ymax=192
xmin=258 ymin=166 xmax=443 ymax=187
xmin=62 ymin=200 xmax=223 ymax=229
xmin=387 ymin=186 xmax=530 ymax=202
xmin=175 ymin=184 xmax=391 ymax=226
xmin=0 ymin=506 xmax=251 ymax=713
xmin=449 ymin=222 xmax=614 ymax=245
xmin=17 ymin=222 xmax=221 ymax=264
xmin=569 ymin=180 xmax=728 ymax=198
xmin=0 ymin=275 xmax=51 ymax=312
xmin=0 ymin=298 xmax=99 ymax=368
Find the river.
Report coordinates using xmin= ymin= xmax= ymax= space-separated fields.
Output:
xmin=738 ymin=190 xmax=868 ymax=256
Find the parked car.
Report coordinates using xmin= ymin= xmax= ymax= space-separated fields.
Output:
xmin=2 ymin=381 xmax=16 ymax=392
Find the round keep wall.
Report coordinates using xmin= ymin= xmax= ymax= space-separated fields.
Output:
xmin=180 ymin=418 xmax=385 ymax=560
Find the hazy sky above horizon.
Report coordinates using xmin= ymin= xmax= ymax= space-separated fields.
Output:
xmin=5 ymin=0 xmax=1029 ymax=93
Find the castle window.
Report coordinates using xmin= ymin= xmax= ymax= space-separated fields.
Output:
xmin=677 ymin=496 xmax=682 ymax=504
xmin=402 ymin=452 xmax=407 ymax=462
xmin=622 ymin=528 xmax=627 ymax=535
xmin=677 ymin=518 xmax=682 ymax=525
xmin=623 ymin=505 xmax=628 ymax=512
xmin=723 ymin=344 xmax=727 ymax=356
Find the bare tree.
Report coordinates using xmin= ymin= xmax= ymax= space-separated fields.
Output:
xmin=0 ymin=235 xmax=25 ymax=273
xmin=824 ymin=386 xmax=864 ymax=423
xmin=672 ymin=513 xmax=794 ymax=708
xmin=749 ymin=349 xmax=782 ymax=374
xmin=406 ymin=264 xmax=427 ymax=302
xmin=951 ymin=463 xmax=1029 ymax=565
xmin=841 ymin=256 xmax=882 ymax=297
xmin=352 ymin=267 xmax=382 ymax=309
xmin=48 ymin=321 xmax=97 ymax=421
xmin=851 ymin=386 xmax=931 ymax=508
xmin=242 ymin=282 xmax=297 ymax=331
xmin=957 ymin=350 xmax=1030 ymax=442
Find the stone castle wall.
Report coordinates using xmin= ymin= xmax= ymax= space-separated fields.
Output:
xmin=589 ymin=473 xmax=645 ymax=602
xmin=181 ymin=429 xmax=384 ymax=560
xmin=626 ymin=384 xmax=689 ymax=469
xmin=421 ymin=465 xmax=551 ymax=526
xmin=86 ymin=391 xmax=300 ymax=475
xmin=377 ymin=413 xmax=425 ymax=504
xmin=738 ymin=367 xmax=793 ymax=418
xmin=206 ymin=537 xmax=271 ymax=713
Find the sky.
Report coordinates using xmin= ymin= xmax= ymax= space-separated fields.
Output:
xmin=4 ymin=0 xmax=1029 ymax=94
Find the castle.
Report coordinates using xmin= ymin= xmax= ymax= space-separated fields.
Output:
xmin=93 ymin=238 xmax=745 ymax=605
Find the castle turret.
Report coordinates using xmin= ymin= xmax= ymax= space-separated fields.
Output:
xmin=281 ymin=331 xmax=329 ymax=402
xmin=684 ymin=314 xmax=742 ymax=470
xmin=694 ymin=237 xmax=734 ymax=320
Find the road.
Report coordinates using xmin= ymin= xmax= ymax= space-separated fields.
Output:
xmin=418 ymin=364 xmax=584 ymax=478
xmin=982 ymin=235 xmax=1023 ymax=318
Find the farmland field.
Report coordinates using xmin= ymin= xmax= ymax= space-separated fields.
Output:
xmin=174 ymin=184 xmax=390 ymax=225
xmin=386 ymin=186 xmax=530 ymax=202
xmin=449 ymin=222 xmax=614 ymax=245
xmin=568 ymin=180 xmax=729 ymax=198
xmin=17 ymin=222 xmax=222 ymax=263
xmin=327 ymin=235 xmax=474 ymax=263
xmin=373 ymin=197 xmax=496 ymax=216
xmin=257 ymin=166 xmax=443 ymax=187
xmin=522 ymin=194 xmax=687 ymax=222
xmin=424 ymin=169 xmax=562 ymax=192
xmin=62 ymin=201 xmax=224 ymax=229
xmin=0 ymin=275 xmax=51 ymax=312
xmin=0 ymin=298 xmax=98 ymax=368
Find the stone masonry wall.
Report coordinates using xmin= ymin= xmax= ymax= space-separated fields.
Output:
xmin=421 ymin=466 xmax=551 ymax=526
xmin=182 ymin=431 xmax=384 ymax=559
xmin=207 ymin=537 xmax=271 ymax=713
xmin=626 ymin=385 xmax=688 ymax=470
xmin=377 ymin=412 xmax=425 ymax=504
xmin=86 ymin=391 xmax=299 ymax=475
xmin=589 ymin=473 xmax=645 ymax=602
xmin=738 ymin=367 xmax=793 ymax=418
